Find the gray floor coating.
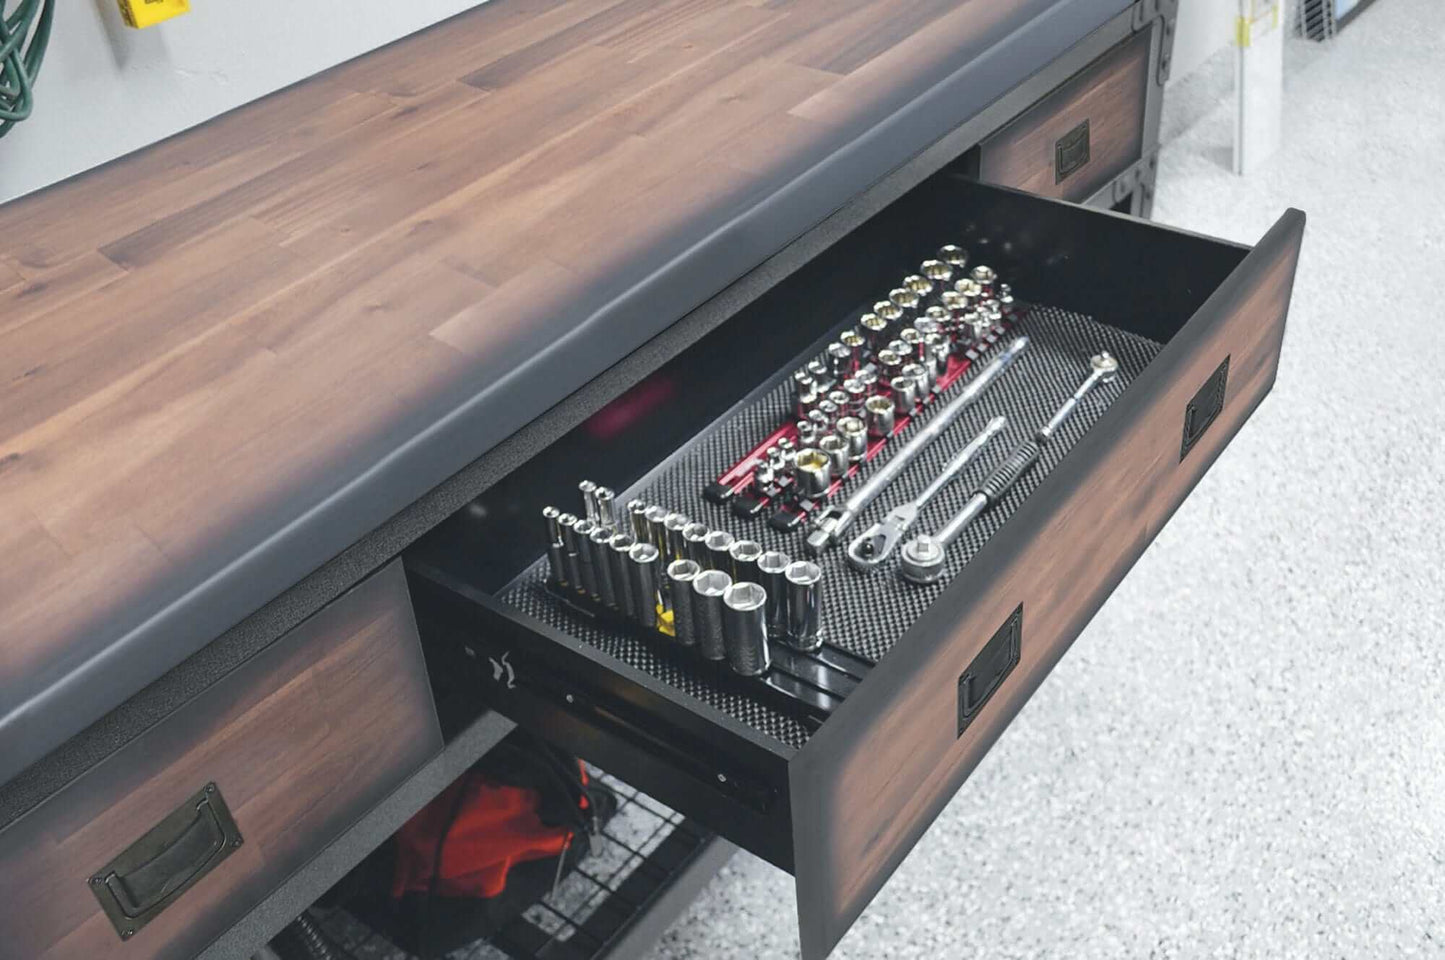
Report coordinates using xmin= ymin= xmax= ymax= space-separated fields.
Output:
xmin=647 ymin=1 xmax=1445 ymax=956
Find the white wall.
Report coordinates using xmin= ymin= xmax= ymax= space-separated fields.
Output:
xmin=1169 ymin=0 xmax=1237 ymax=84
xmin=0 ymin=0 xmax=490 ymax=203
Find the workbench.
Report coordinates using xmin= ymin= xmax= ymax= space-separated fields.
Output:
xmin=0 ymin=2 xmax=1279 ymax=958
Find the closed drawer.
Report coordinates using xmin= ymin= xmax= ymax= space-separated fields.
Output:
xmin=0 ymin=560 xmax=441 ymax=960
xmin=408 ymin=173 xmax=1303 ymax=959
xmin=978 ymin=26 xmax=1153 ymax=203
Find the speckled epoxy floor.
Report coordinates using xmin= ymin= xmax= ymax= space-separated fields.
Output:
xmin=645 ymin=2 xmax=1445 ymax=957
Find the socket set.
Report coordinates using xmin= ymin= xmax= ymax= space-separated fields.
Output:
xmin=542 ymin=481 xmax=871 ymax=725
xmin=504 ymin=239 xmax=1162 ymax=735
xmin=703 ymin=249 xmax=1020 ymax=533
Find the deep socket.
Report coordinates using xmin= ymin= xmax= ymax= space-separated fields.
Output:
xmin=663 ymin=512 xmax=690 ymax=563
xmin=588 ymin=524 xmax=618 ymax=606
xmin=756 ymin=551 xmax=791 ymax=640
xmin=578 ymin=480 xmax=599 ymax=524
xmin=593 ymin=486 xmax=617 ymax=531
xmin=784 ymin=560 xmax=825 ymax=651
xmin=573 ymin=518 xmax=601 ymax=598
xmin=543 ymin=506 xmax=568 ymax=587
xmin=557 ymin=513 xmax=583 ymax=590
xmin=681 ymin=522 xmax=711 ymax=565
xmin=692 ymin=570 xmax=731 ymax=661
xmin=643 ymin=505 xmax=670 ymax=556
xmin=627 ymin=499 xmax=650 ymax=542
xmin=728 ymin=539 xmax=764 ymax=583
xmin=703 ymin=530 xmax=735 ymax=575
xmin=626 ymin=542 xmax=661 ymax=628
xmin=666 ymin=559 xmax=702 ymax=648
xmin=723 ymin=582 xmax=770 ymax=677
xmin=607 ymin=533 xmax=637 ymax=616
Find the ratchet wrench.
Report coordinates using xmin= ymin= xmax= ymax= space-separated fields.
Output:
xmin=899 ymin=351 xmax=1119 ymax=584
xmin=804 ymin=336 xmax=1029 ymax=556
xmin=846 ymin=416 xmax=1007 ymax=571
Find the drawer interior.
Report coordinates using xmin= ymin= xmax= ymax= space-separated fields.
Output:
xmin=408 ymin=167 xmax=1246 ymax=718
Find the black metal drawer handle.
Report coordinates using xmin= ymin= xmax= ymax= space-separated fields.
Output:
xmin=1055 ymin=119 xmax=1091 ymax=183
xmin=90 ymin=782 xmax=243 ymax=941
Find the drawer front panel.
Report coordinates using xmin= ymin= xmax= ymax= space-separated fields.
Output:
xmin=978 ymin=27 xmax=1152 ymax=202
xmin=0 ymin=560 xmax=441 ymax=960
xmin=790 ymin=210 xmax=1304 ymax=960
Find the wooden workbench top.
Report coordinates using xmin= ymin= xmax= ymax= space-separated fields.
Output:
xmin=0 ymin=0 xmax=1124 ymax=783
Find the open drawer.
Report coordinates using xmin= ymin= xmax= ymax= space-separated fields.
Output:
xmin=406 ymin=171 xmax=1303 ymax=959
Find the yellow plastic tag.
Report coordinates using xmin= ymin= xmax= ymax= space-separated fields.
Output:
xmin=118 ymin=0 xmax=191 ymax=29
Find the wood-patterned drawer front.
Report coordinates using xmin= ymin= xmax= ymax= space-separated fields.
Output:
xmin=978 ymin=27 xmax=1152 ymax=202
xmin=0 ymin=560 xmax=441 ymax=960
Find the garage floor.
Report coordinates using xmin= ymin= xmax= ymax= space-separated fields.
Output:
xmin=647 ymin=1 xmax=1445 ymax=956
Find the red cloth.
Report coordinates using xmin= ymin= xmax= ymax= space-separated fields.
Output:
xmin=391 ymin=768 xmax=586 ymax=900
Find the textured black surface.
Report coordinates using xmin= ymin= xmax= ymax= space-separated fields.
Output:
xmin=503 ymin=307 xmax=1161 ymax=749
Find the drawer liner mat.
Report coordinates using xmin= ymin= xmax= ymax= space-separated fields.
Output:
xmin=504 ymin=306 xmax=1161 ymax=749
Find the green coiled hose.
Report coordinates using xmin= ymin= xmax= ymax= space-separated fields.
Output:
xmin=0 ymin=0 xmax=53 ymax=139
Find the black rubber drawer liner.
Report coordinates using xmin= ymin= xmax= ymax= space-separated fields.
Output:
xmin=500 ymin=305 xmax=1161 ymax=748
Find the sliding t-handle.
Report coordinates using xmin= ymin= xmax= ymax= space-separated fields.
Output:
xmin=898 ymin=352 xmax=1118 ymax=584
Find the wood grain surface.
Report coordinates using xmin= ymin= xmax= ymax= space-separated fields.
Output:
xmin=790 ymin=210 xmax=1304 ymax=960
xmin=0 ymin=0 xmax=1103 ymax=779
xmin=0 ymin=560 xmax=440 ymax=960
xmin=979 ymin=25 xmax=1150 ymax=201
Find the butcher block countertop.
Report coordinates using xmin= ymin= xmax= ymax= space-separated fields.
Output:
xmin=0 ymin=0 xmax=1126 ymax=783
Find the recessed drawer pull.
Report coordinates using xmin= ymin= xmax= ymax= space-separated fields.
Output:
xmin=89 ymin=783 xmax=242 ymax=941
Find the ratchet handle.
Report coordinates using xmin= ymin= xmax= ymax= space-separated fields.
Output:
xmin=979 ymin=439 xmax=1041 ymax=505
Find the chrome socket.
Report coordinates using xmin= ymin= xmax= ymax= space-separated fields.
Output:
xmin=723 ymin=582 xmax=771 ymax=677
xmin=728 ymin=538 xmax=764 ymax=583
xmin=756 ymin=550 xmax=791 ymax=640
xmin=899 ymin=326 xmax=925 ymax=363
xmin=703 ymin=529 xmax=736 ymax=575
xmin=859 ymin=313 xmax=889 ymax=350
xmin=627 ymin=499 xmax=650 ymax=542
xmin=837 ymin=416 xmax=868 ymax=462
xmin=970 ymin=264 xmax=996 ymax=298
xmin=794 ymin=448 xmax=833 ymax=498
xmin=578 ymin=480 xmax=599 ymax=524
xmin=682 ymin=521 xmax=711 ymax=565
xmin=573 ymin=518 xmax=601 ymax=598
xmin=902 ymin=275 xmax=932 ymax=300
xmin=557 ymin=512 xmax=583 ymax=590
xmin=593 ymin=486 xmax=617 ymax=531
xmin=663 ymin=512 xmax=690 ymax=563
xmin=607 ymin=532 xmax=637 ymax=615
xmin=877 ymin=349 xmax=904 ymax=385
xmin=891 ymin=375 xmax=919 ymax=414
xmin=826 ymin=341 xmax=853 ymax=380
xmin=543 ymin=506 xmax=567 ymax=587
xmin=784 ymin=560 xmax=825 ymax=652
xmin=839 ymin=329 xmax=865 ymax=369
xmin=902 ymin=361 xmax=932 ymax=397
xmin=643 ymin=505 xmax=670 ymax=556
xmin=864 ymin=395 xmax=895 ymax=439
xmin=938 ymin=244 xmax=968 ymax=271
xmin=666 ymin=559 xmax=702 ymax=648
xmin=588 ymin=524 xmax=617 ymax=606
xmin=819 ymin=434 xmax=849 ymax=476
xmin=921 ymin=259 xmax=953 ymax=290
xmin=841 ymin=378 xmax=867 ymax=415
xmin=626 ymin=541 xmax=661 ymax=629
xmin=692 ymin=569 xmax=732 ymax=661
xmin=797 ymin=419 xmax=818 ymax=447
xmin=888 ymin=287 xmax=920 ymax=319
